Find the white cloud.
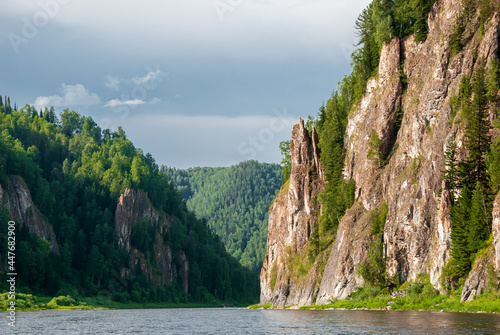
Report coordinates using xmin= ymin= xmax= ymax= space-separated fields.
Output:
xmin=105 ymin=75 xmax=120 ymax=91
xmin=14 ymin=0 xmax=369 ymax=61
xmin=117 ymin=112 xmax=298 ymax=168
xmin=34 ymin=84 xmax=100 ymax=109
xmin=150 ymin=97 xmax=161 ymax=104
xmin=132 ymin=68 xmax=166 ymax=85
xmin=104 ymin=99 xmax=146 ymax=107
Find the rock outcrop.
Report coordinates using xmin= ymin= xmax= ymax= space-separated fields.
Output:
xmin=461 ymin=245 xmax=495 ymax=302
xmin=115 ymin=188 xmax=188 ymax=292
xmin=261 ymin=0 xmax=500 ymax=306
xmin=0 ymin=175 xmax=59 ymax=254
xmin=260 ymin=118 xmax=324 ymax=306
xmin=493 ymin=193 xmax=500 ymax=271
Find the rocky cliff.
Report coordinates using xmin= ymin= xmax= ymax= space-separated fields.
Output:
xmin=0 ymin=176 xmax=189 ymax=292
xmin=0 ymin=175 xmax=59 ymax=254
xmin=260 ymin=118 xmax=325 ymax=306
xmin=115 ymin=188 xmax=188 ymax=292
xmin=261 ymin=0 xmax=500 ymax=306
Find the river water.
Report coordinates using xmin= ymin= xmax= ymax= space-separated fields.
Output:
xmin=2 ymin=308 xmax=500 ymax=334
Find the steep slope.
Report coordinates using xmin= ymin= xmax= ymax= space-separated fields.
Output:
xmin=261 ymin=0 xmax=500 ymax=306
xmin=260 ymin=119 xmax=325 ymax=306
xmin=0 ymin=105 xmax=259 ymax=304
xmin=163 ymin=161 xmax=282 ymax=271
xmin=0 ymin=175 xmax=59 ymax=254
xmin=115 ymin=188 xmax=188 ymax=291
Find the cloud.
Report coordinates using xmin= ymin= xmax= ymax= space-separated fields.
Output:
xmin=105 ymin=75 xmax=120 ymax=91
xmin=132 ymin=68 xmax=166 ymax=85
xmin=150 ymin=97 xmax=161 ymax=104
xmin=104 ymin=99 xmax=146 ymax=107
xmin=34 ymin=84 xmax=100 ymax=109
xmin=117 ymin=112 xmax=298 ymax=168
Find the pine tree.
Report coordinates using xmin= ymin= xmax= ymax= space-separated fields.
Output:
xmin=5 ymin=97 xmax=12 ymax=114
xmin=0 ymin=96 xmax=3 ymax=107
xmin=279 ymin=140 xmax=291 ymax=184
xmin=461 ymin=62 xmax=491 ymax=191
xmin=468 ymin=182 xmax=490 ymax=254
xmin=486 ymin=59 xmax=499 ymax=101
xmin=450 ymin=20 xmax=464 ymax=57
xmin=450 ymin=187 xmax=472 ymax=277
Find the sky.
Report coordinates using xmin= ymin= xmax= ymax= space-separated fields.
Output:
xmin=1 ymin=0 xmax=371 ymax=169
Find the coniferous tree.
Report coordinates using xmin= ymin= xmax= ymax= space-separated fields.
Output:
xmin=5 ymin=96 xmax=12 ymax=114
xmin=468 ymin=182 xmax=490 ymax=254
xmin=449 ymin=187 xmax=472 ymax=277
xmin=279 ymin=140 xmax=291 ymax=184
xmin=446 ymin=61 xmax=495 ymax=283
xmin=486 ymin=59 xmax=499 ymax=101
xmin=450 ymin=20 xmax=464 ymax=56
xmin=461 ymin=62 xmax=491 ymax=191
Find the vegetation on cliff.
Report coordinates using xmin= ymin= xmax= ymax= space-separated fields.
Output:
xmin=267 ymin=0 xmax=500 ymax=309
xmin=310 ymin=0 xmax=439 ymax=236
xmin=275 ymin=0 xmax=438 ymax=268
xmin=440 ymin=56 xmax=500 ymax=287
xmin=162 ymin=161 xmax=282 ymax=272
xmin=0 ymin=99 xmax=259 ymax=307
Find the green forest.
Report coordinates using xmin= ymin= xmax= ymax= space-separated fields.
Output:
xmin=163 ymin=162 xmax=282 ymax=272
xmin=302 ymin=0 xmax=500 ymax=290
xmin=0 ymin=99 xmax=259 ymax=306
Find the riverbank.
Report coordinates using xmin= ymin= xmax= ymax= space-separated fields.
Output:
xmin=0 ymin=293 xmax=244 ymax=312
xmin=249 ymin=281 xmax=500 ymax=314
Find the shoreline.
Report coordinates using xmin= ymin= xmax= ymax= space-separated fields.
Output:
xmin=248 ymin=304 xmax=500 ymax=315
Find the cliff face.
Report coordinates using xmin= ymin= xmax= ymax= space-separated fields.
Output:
xmin=115 ymin=188 xmax=188 ymax=292
xmin=260 ymin=118 xmax=324 ymax=306
xmin=0 ymin=175 xmax=59 ymax=254
xmin=262 ymin=0 xmax=500 ymax=306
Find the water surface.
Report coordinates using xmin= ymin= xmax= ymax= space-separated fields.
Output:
xmin=2 ymin=308 xmax=500 ymax=334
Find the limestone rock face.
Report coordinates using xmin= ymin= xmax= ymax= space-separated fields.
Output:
xmin=115 ymin=188 xmax=187 ymax=291
xmin=493 ymin=193 xmax=500 ymax=271
xmin=461 ymin=246 xmax=495 ymax=302
xmin=429 ymin=181 xmax=453 ymax=292
xmin=316 ymin=203 xmax=371 ymax=304
xmin=115 ymin=188 xmax=161 ymax=252
xmin=262 ymin=0 xmax=500 ymax=305
xmin=0 ymin=175 xmax=59 ymax=254
xmin=319 ymin=0 xmax=500 ymax=302
xmin=260 ymin=118 xmax=324 ymax=306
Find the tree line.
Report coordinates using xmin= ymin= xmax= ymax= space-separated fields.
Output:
xmin=163 ymin=161 xmax=282 ymax=272
xmin=0 ymin=101 xmax=259 ymax=304
xmin=443 ymin=58 xmax=500 ymax=286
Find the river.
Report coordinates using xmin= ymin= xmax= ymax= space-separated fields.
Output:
xmin=2 ymin=308 xmax=500 ymax=334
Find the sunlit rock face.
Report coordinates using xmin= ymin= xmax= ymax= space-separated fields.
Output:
xmin=263 ymin=0 xmax=500 ymax=306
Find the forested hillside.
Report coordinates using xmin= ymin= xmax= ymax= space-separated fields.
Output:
xmin=163 ymin=162 xmax=282 ymax=272
xmin=0 ymin=99 xmax=259 ymax=305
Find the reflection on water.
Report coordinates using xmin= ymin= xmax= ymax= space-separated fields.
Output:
xmin=2 ymin=308 xmax=500 ymax=334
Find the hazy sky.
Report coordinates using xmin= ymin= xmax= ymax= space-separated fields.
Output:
xmin=1 ymin=0 xmax=371 ymax=168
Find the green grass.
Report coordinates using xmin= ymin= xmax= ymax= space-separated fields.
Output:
xmin=299 ymin=280 xmax=500 ymax=313
xmin=0 ymin=293 xmax=92 ymax=311
xmin=248 ymin=303 xmax=273 ymax=309
xmin=0 ymin=293 xmax=246 ymax=312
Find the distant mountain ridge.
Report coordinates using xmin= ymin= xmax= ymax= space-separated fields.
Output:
xmin=163 ymin=161 xmax=282 ymax=272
